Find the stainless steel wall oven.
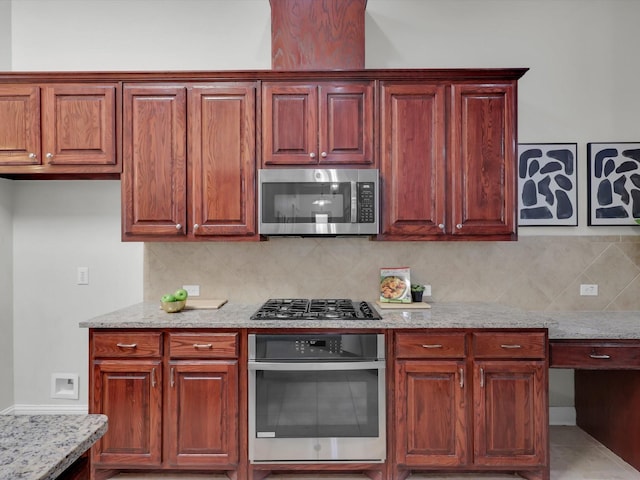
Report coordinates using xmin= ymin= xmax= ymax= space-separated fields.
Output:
xmin=248 ymin=333 xmax=386 ymax=463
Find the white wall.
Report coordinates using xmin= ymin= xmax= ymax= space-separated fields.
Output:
xmin=0 ymin=0 xmax=13 ymax=413
xmin=0 ymin=178 xmax=14 ymax=412
xmin=12 ymin=181 xmax=142 ymax=409
xmin=6 ymin=0 xmax=639 ymax=411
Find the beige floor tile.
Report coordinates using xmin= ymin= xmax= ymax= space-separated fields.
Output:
xmin=112 ymin=426 xmax=640 ymax=479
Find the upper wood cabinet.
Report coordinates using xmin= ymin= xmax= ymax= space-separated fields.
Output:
xmin=121 ymin=83 xmax=257 ymax=241
xmin=450 ymin=83 xmax=517 ymax=238
xmin=262 ymin=81 xmax=374 ymax=166
xmin=380 ymin=80 xmax=518 ymax=240
xmin=0 ymin=83 xmax=119 ymax=175
xmin=380 ymin=83 xmax=447 ymax=238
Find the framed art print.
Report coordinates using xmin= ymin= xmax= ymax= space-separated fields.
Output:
xmin=587 ymin=142 xmax=640 ymax=225
xmin=518 ymin=143 xmax=578 ymax=226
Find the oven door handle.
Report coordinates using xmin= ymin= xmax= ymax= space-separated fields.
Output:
xmin=248 ymin=361 xmax=385 ymax=371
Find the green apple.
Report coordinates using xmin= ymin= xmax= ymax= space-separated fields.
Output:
xmin=162 ymin=293 xmax=177 ymax=303
xmin=174 ymin=288 xmax=188 ymax=301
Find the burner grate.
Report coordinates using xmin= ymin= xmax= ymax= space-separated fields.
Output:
xmin=251 ymin=298 xmax=381 ymax=321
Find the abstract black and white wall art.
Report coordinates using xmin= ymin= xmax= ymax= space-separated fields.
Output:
xmin=587 ymin=142 xmax=640 ymax=225
xmin=517 ymin=143 xmax=577 ymax=226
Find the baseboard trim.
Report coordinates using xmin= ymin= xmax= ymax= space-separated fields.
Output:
xmin=550 ymin=406 xmax=576 ymax=425
xmin=11 ymin=404 xmax=88 ymax=415
xmin=0 ymin=405 xmax=14 ymax=415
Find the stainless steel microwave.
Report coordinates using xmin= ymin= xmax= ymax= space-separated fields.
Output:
xmin=258 ymin=168 xmax=379 ymax=236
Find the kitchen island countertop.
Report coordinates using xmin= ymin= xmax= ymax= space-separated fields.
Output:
xmin=0 ymin=414 xmax=107 ymax=480
xmin=78 ymin=301 xmax=640 ymax=339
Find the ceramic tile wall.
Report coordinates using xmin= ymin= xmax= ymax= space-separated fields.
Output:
xmin=145 ymin=236 xmax=640 ymax=311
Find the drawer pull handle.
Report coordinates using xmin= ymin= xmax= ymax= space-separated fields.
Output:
xmin=193 ymin=343 xmax=213 ymax=349
xmin=116 ymin=343 xmax=137 ymax=349
xmin=421 ymin=344 xmax=443 ymax=349
xmin=500 ymin=344 xmax=522 ymax=349
xmin=589 ymin=354 xmax=611 ymax=359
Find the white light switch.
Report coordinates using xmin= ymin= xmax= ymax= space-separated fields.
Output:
xmin=580 ymin=284 xmax=598 ymax=296
xmin=77 ymin=267 xmax=89 ymax=285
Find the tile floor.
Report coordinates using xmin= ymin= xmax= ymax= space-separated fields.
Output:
xmin=112 ymin=426 xmax=640 ymax=479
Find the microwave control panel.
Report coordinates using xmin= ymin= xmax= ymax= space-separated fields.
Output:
xmin=358 ymin=182 xmax=376 ymax=223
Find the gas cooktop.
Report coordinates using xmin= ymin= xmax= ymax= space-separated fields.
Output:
xmin=250 ymin=298 xmax=381 ymax=321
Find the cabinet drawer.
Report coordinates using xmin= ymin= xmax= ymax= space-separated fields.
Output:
xmin=473 ymin=332 xmax=546 ymax=359
xmin=395 ymin=332 xmax=466 ymax=358
xmin=92 ymin=332 xmax=162 ymax=357
xmin=550 ymin=341 xmax=640 ymax=369
xmin=169 ymin=332 xmax=238 ymax=358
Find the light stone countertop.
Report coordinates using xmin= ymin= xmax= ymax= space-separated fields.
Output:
xmin=79 ymin=301 xmax=557 ymax=330
xmin=78 ymin=301 xmax=640 ymax=339
xmin=0 ymin=414 xmax=107 ymax=480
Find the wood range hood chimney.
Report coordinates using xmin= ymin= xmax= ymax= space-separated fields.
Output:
xmin=270 ymin=0 xmax=366 ymax=70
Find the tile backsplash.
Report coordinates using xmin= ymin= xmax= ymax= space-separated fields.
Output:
xmin=145 ymin=235 xmax=640 ymax=311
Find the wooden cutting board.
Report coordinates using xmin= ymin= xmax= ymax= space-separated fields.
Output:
xmin=375 ymin=300 xmax=431 ymax=309
xmin=183 ymin=299 xmax=228 ymax=310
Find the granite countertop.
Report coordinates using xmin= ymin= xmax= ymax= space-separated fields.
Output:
xmin=0 ymin=414 xmax=107 ymax=480
xmin=79 ymin=301 xmax=557 ymax=330
xmin=78 ymin=301 xmax=640 ymax=339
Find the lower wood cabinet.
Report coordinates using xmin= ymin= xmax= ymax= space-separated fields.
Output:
xmin=90 ymin=330 xmax=240 ymax=478
xmin=92 ymin=359 xmax=163 ymax=467
xmin=393 ymin=330 xmax=549 ymax=480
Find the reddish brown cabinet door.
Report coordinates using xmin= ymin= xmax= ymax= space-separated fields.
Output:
xmin=165 ymin=361 xmax=239 ymax=467
xmin=0 ymin=83 xmax=118 ymax=174
xmin=0 ymin=85 xmax=41 ymax=166
xmin=41 ymin=84 xmax=117 ymax=167
xmin=380 ymin=82 xmax=446 ymax=238
xmin=189 ymin=84 xmax=256 ymax=237
xmin=450 ymin=83 xmax=517 ymax=238
xmin=262 ymin=81 xmax=374 ymax=166
xmin=122 ymin=85 xmax=187 ymax=238
xmin=473 ymin=360 xmax=547 ymax=468
xmin=395 ymin=360 xmax=468 ymax=467
xmin=92 ymin=359 xmax=163 ymax=467
xmin=318 ymin=82 xmax=374 ymax=165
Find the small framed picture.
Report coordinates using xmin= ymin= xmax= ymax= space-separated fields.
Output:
xmin=587 ymin=142 xmax=640 ymax=226
xmin=517 ymin=143 xmax=578 ymax=226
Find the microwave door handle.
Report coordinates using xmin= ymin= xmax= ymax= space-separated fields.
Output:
xmin=351 ymin=181 xmax=357 ymax=223
xmin=249 ymin=361 xmax=384 ymax=372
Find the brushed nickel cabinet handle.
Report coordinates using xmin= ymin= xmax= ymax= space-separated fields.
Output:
xmin=28 ymin=153 xmax=37 ymax=159
xmin=193 ymin=343 xmax=213 ymax=349
xmin=176 ymin=224 xmax=182 ymax=230
xmin=500 ymin=344 xmax=522 ymax=349
xmin=459 ymin=368 xmax=464 ymax=389
xmin=456 ymin=223 xmax=463 ymax=229
xmin=421 ymin=344 xmax=443 ymax=349
xmin=170 ymin=367 xmax=175 ymax=387
xmin=480 ymin=367 xmax=485 ymax=388
xmin=46 ymin=153 xmax=54 ymax=163
xmin=589 ymin=353 xmax=611 ymax=359
xmin=151 ymin=368 xmax=157 ymax=388
xmin=116 ymin=343 xmax=137 ymax=349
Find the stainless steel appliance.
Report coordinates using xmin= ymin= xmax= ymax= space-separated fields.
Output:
xmin=248 ymin=326 xmax=386 ymax=463
xmin=258 ymin=168 xmax=379 ymax=236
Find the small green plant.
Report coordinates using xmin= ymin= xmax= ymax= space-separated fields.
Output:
xmin=411 ymin=284 xmax=425 ymax=292
xmin=635 ymin=219 xmax=640 ymax=225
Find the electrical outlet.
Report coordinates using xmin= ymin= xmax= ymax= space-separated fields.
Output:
xmin=423 ymin=284 xmax=432 ymax=296
xmin=51 ymin=373 xmax=79 ymax=399
xmin=183 ymin=285 xmax=200 ymax=297
xmin=580 ymin=284 xmax=598 ymax=296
